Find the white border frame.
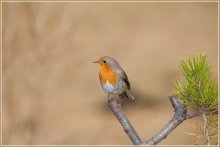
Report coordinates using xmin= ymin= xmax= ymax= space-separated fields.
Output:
xmin=0 ymin=1 xmax=219 ymax=146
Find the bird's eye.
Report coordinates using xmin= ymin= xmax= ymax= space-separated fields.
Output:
xmin=103 ymin=60 xmax=106 ymax=63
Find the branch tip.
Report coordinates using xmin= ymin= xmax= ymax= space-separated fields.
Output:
xmin=169 ymin=96 xmax=183 ymax=113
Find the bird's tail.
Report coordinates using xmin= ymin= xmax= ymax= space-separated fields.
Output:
xmin=119 ymin=90 xmax=135 ymax=100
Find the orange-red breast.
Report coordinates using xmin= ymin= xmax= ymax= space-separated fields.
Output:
xmin=93 ymin=56 xmax=135 ymax=101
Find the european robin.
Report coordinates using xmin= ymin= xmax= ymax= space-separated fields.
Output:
xmin=93 ymin=56 xmax=135 ymax=104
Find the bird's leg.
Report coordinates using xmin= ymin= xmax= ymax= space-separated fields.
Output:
xmin=107 ymin=94 xmax=112 ymax=103
xmin=118 ymin=94 xmax=126 ymax=107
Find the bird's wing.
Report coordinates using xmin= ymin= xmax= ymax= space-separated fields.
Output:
xmin=113 ymin=62 xmax=131 ymax=90
xmin=120 ymin=70 xmax=130 ymax=90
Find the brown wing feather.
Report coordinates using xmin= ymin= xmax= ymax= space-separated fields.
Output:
xmin=120 ymin=70 xmax=130 ymax=90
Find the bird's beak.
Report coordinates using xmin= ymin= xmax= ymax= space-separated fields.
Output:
xmin=93 ymin=60 xmax=99 ymax=64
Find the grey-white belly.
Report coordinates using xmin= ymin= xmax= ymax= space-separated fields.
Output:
xmin=102 ymin=80 xmax=126 ymax=95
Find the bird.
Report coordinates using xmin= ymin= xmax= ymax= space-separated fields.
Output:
xmin=93 ymin=56 xmax=135 ymax=104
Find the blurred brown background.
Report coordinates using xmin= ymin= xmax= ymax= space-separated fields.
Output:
xmin=2 ymin=2 xmax=218 ymax=145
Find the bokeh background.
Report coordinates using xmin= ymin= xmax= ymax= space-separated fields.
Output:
xmin=2 ymin=2 xmax=218 ymax=145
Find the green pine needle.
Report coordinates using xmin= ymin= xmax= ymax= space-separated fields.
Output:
xmin=173 ymin=53 xmax=218 ymax=145
xmin=173 ymin=54 xmax=218 ymax=110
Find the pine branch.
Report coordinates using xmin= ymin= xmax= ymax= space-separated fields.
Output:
xmin=107 ymin=96 xmax=199 ymax=145
xmin=144 ymin=96 xmax=187 ymax=145
xmin=173 ymin=54 xmax=218 ymax=144
xmin=107 ymin=99 xmax=142 ymax=145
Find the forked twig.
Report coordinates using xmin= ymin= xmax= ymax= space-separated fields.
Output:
xmin=107 ymin=96 xmax=200 ymax=145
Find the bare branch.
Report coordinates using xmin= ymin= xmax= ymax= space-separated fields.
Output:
xmin=186 ymin=113 xmax=202 ymax=119
xmin=143 ymin=96 xmax=187 ymax=145
xmin=107 ymin=96 xmax=200 ymax=145
xmin=107 ymin=99 xmax=142 ymax=145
